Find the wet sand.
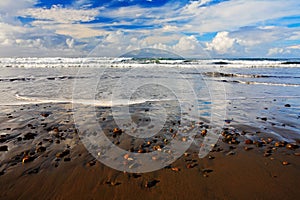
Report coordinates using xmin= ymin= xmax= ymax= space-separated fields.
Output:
xmin=0 ymin=103 xmax=299 ymax=200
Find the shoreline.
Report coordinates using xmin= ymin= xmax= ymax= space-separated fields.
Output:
xmin=0 ymin=102 xmax=299 ymax=199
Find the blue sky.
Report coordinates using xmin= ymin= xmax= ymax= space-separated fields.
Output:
xmin=0 ymin=0 xmax=300 ymax=58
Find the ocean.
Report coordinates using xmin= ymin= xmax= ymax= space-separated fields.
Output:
xmin=0 ymin=57 xmax=299 ymax=142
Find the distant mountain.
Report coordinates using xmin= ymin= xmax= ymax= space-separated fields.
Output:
xmin=120 ymin=48 xmax=184 ymax=59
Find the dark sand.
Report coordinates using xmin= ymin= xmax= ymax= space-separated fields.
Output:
xmin=0 ymin=103 xmax=299 ymax=200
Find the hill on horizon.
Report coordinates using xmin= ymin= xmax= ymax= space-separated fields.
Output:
xmin=120 ymin=48 xmax=184 ymax=59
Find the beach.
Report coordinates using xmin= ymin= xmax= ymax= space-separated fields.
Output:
xmin=0 ymin=102 xmax=299 ymax=200
xmin=0 ymin=58 xmax=300 ymax=199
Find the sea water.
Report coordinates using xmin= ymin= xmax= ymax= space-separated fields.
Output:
xmin=0 ymin=57 xmax=299 ymax=141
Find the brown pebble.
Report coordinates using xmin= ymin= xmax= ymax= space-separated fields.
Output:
xmin=113 ymin=128 xmax=122 ymax=135
xmin=267 ymin=138 xmax=273 ymax=143
xmin=184 ymin=152 xmax=190 ymax=157
xmin=123 ymin=154 xmax=130 ymax=160
xmin=105 ymin=181 xmax=121 ymax=186
xmin=171 ymin=167 xmax=180 ymax=172
xmin=36 ymin=146 xmax=46 ymax=153
xmin=23 ymin=132 xmax=37 ymax=140
xmin=138 ymin=149 xmax=145 ymax=153
xmin=226 ymin=151 xmax=235 ymax=156
xmin=244 ymin=146 xmax=253 ymax=151
xmin=244 ymin=139 xmax=253 ymax=145
xmin=294 ymin=152 xmax=300 ymax=156
xmin=282 ymin=161 xmax=289 ymax=166
xmin=87 ymin=160 xmax=96 ymax=166
xmin=151 ymin=156 xmax=157 ymax=161
xmin=201 ymin=129 xmax=207 ymax=137
xmin=145 ymin=180 xmax=159 ymax=188
xmin=186 ymin=163 xmax=197 ymax=169
xmin=22 ymin=155 xmax=34 ymax=164
xmin=286 ymin=143 xmax=298 ymax=150
xmin=53 ymin=127 xmax=59 ymax=133
xmin=275 ymin=141 xmax=286 ymax=147
xmin=41 ymin=112 xmax=50 ymax=117
xmin=0 ymin=145 xmax=8 ymax=151
xmin=264 ymin=152 xmax=271 ymax=157
xmin=255 ymin=141 xmax=263 ymax=147
xmin=64 ymin=157 xmax=71 ymax=162
xmin=56 ymin=149 xmax=70 ymax=158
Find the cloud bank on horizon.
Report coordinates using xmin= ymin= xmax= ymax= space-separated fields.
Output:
xmin=0 ymin=0 xmax=300 ymax=58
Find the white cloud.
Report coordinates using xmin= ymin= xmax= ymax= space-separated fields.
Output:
xmin=288 ymin=32 xmax=300 ymax=40
xmin=32 ymin=22 xmax=108 ymax=39
xmin=182 ymin=0 xmax=213 ymax=14
xmin=206 ymin=32 xmax=236 ymax=54
xmin=173 ymin=35 xmax=199 ymax=51
xmin=288 ymin=44 xmax=300 ymax=49
xmin=66 ymin=38 xmax=74 ymax=48
xmin=20 ymin=5 xmax=99 ymax=23
xmin=268 ymin=47 xmax=290 ymax=56
xmin=141 ymin=35 xmax=180 ymax=46
xmin=180 ymin=0 xmax=300 ymax=33
xmin=0 ymin=0 xmax=37 ymax=14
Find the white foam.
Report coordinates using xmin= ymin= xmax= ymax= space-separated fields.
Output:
xmin=14 ymin=93 xmax=175 ymax=107
xmin=1 ymin=57 xmax=299 ymax=68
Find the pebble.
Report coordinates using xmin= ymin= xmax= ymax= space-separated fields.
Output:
xmin=36 ymin=146 xmax=46 ymax=153
xmin=151 ymin=156 xmax=157 ymax=161
xmin=23 ymin=132 xmax=37 ymax=140
xmin=244 ymin=139 xmax=253 ymax=145
xmin=275 ymin=141 xmax=286 ymax=147
xmin=282 ymin=161 xmax=289 ymax=166
xmin=123 ymin=154 xmax=130 ymax=160
xmin=244 ymin=146 xmax=252 ymax=151
xmin=184 ymin=153 xmax=190 ymax=157
xmin=145 ymin=180 xmax=159 ymax=188
xmin=286 ymin=143 xmax=298 ymax=150
xmin=186 ymin=163 xmax=197 ymax=169
xmin=264 ymin=152 xmax=271 ymax=157
xmin=87 ymin=160 xmax=96 ymax=166
xmin=106 ymin=181 xmax=120 ymax=186
xmin=0 ymin=145 xmax=8 ymax=151
xmin=294 ymin=152 xmax=300 ymax=156
xmin=41 ymin=112 xmax=51 ymax=117
xmin=261 ymin=117 xmax=267 ymax=121
xmin=56 ymin=149 xmax=70 ymax=158
xmin=284 ymin=104 xmax=291 ymax=107
xmin=201 ymin=129 xmax=207 ymax=137
xmin=138 ymin=149 xmax=145 ymax=153
xmin=226 ymin=151 xmax=235 ymax=156
xmin=113 ymin=128 xmax=122 ymax=135
xmin=202 ymin=168 xmax=213 ymax=173
xmin=171 ymin=167 xmax=180 ymax=172
xmin=22 ymin=155 xmax=34 ymax=164
xmin=254 ymin=141 xmax=263 ymax=147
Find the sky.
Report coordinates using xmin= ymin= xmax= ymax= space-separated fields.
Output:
xmin=0 ymin=0 xmax=300 ymax=58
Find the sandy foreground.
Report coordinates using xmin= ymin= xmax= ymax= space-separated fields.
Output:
xmin=0 ymin=103 xmax=299 ymax=200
